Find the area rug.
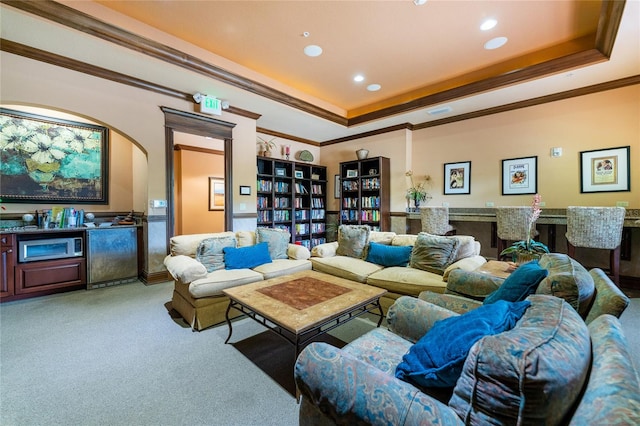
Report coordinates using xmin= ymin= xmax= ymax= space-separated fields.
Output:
xmin=232 ymin=330 xmax=347 ymax=396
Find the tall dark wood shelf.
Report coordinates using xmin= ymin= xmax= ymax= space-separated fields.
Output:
xmin=257 ymin=156 xmax=327 ymax=249
xmin=339 ymin=156 xmax=390 ymax=231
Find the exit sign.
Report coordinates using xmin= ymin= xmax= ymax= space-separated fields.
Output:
xmin=200 ymin=95 xmax=222 ymax=116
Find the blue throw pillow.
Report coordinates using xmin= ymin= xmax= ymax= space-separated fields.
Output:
xmin=483 ymin=260 xmax=548 ymax=305
xmin=365 ymin=242 xmax=413 ymax=267
xmin=223 ymin=242 xmax=272 ymax=270
xmin=395 ymin=300 xmax=531 ymax=389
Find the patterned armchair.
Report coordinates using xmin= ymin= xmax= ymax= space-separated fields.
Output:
xmin=496 ymin=206 xmax=539 ymax=259
xmin=420 ymin=206 xmax=456 ymax=236
xmin=422 ymin=253 xmax=629 ymax=324
xmin=295 ymin=295 xmax=640 ymax=425
xmin=566 ymin=206 xmax=626 ymax=284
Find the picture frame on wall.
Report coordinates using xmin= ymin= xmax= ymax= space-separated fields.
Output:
xmin=209 ymin=177 xmax=225 ymax=210
xmin=334 ymin=174 xmax=341 ymax=199
xmin=0 ymin=108 xmax=109 ymax=204
xmin=239 ymin=185 xmax=251 ymax=196
xmin=294 ymin=170 xmax=304 ymax=179
xmin=502 ymin=156 xmax=538 ymax=195
xmin=580 ymin=146 xmax=630 ymax=193
xmin=444 ymin=161 xmax=471 ymax=194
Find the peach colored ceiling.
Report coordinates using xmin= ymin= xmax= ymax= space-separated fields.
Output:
xmin=95 ymin=0 xmax=601 ymax=115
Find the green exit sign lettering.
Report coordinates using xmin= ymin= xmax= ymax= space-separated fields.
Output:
xmin=200 ymin=95 xmax=222 ymax=116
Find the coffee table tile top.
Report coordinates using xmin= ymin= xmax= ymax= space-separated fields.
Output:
xmin=257 ymin=277 xmax=352 ymax=310
xmin=223 ymin=271 xmax=386 ymax=334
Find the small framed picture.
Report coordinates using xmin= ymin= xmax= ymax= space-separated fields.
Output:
xmin=334 ymin=175 xmax=341 ymax=199
xmin=501 ymin=156 xmax=537 ymax=195
xmin=239 ymin=185 xmax=251 ymax=196
xmin=275 ymin=168 xmax=286 ymax=177
xmin=294 ymin=170 xmax=304 ymax=179
xmin=346 ymin=169 xmax=358 ymax=178
xmin=311 ymin=173 xmax=320 ymax=180
xmin=209 ymin=177 xmax=225 ymax=210
xmin=444 ymin=161 xmax=471 ymax=195
xmin=580 ymin=146 xmax=630 ymax=193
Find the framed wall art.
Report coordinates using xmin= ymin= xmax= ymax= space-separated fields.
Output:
xmin=502 ymin=156 xmax=537 ymax=195
xmin=239 ymin=185 xmax=251 ymax=196
xmin=580 ymin=146 xmax=630 ymax=193
xmin=444 ymin=161 xmax=471 ymax=194
xmin=334 ymin=175 xmax=341 ymax=199
xmin=209 ymin=177 xmax=225 ymax=210
xmin=294 ymin=170 xmax=304 ymax=179
xmin=0 ymin=108 xmax=109 ymax=204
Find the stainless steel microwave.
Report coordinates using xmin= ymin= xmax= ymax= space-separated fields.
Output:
xmin=18 ymin=237 xmax=83 ymax=263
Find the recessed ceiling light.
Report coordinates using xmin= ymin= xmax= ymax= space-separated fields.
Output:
xmin=304 ymin=45 xmax=323 ymax=57
xmin=413 ymin=0 xmax=428 ymax=5
xmin=367 ymin=84 xmax=381 ymax=92
xmin=427 ymin=106 xmax=452 ymax=115
xmin=480 ymin=18 xmax=497 ymax=31
xmin=354 ymin=74 xmax=365 ymax=82
xmin=484 ymin=36 xmax=508 ymax=50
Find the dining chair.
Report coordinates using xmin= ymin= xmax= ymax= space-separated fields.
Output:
xmin=496 ymin=206 xmax=539 ymax=259
xmin=566 ymin=206 xmax=626 ymax=285
xmin=420 ymin=206 xmax=456 ymax=236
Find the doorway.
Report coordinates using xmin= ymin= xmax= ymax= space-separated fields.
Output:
xmin=162 ymin=107 xmax=235 ymax=241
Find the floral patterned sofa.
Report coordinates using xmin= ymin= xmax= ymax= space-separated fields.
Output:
xmin=294 ymin=294 xmax=640 ymax=425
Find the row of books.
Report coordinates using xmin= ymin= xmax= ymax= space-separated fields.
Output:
xmin=295 ymin=237 xmax=327 ymax=249
xmin=311 ymin=223 xmax=325 ymax=233
xmin=257 ymin=179 xmax=273 ymax=192
xmin=360 ymin=209 xmax=381 ymax=222
xmin=294 ymin=183 xmax=308 ymax=194
xmin=361 ymin=178 xmax=381 ymax=189
xmin=342 ymin=181 xmax=359 ymax=191
xmin=361 ymin=196 xmax=381 ymax=208
xmin=311 ymin=184 xmax=323 ymax=195
xmin=342 ymin=197 xmax=358 ymax=208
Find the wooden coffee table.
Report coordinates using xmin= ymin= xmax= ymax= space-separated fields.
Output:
xmin=222 ymin=270 xmax=386 ymax=358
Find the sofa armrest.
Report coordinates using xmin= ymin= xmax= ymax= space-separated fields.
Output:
xmin=295 ymin=342 xmax=463 ymax=426
xmin=163 ymin=254 xmax=207 ymax=284
xmin=418 ymin=291 xmax=483 ymax=314
xmin=445 ymin=269 xmax=504 ymax=300
xmin=386 ymin=296 xmax=459 ymax=343
xmin=287 ymin=243 xmax=311 ymax=260
xmin=584 ymin=268 xmax=630 ymax=324
xmin=310 ymin=241 xmax=339 ymax=258
xmin=443 ymin=255 xmax=487 ymax=281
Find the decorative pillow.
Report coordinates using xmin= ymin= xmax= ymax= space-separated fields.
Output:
xmin=223 ymin=242 xmax=272 ymax=270
xmin=449 ymin=235 xmax=479 ymax=261
xmin=483 ymin=260 xmax=548 ymax=305
xmin=256 ymin=227 xmax=290 ymax=260
xmin=336 ymin=225 xmax=371 ymax=259
xmin=537 ymin=253 xmax=595 ymax=318
xmin=195 ymin=235 xmax=237 ymax=272
xmin=396 ymin=300 xmax=531 ymax=389
xmin=409 ymin=232 xmax=460 ymax=274
xmin=365 ymin=242 xmax=413 ymax=267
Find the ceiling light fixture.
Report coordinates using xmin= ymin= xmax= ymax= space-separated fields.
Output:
xmin=192 ymin=92 xmax=205 ymax=104
xmin=484 ymin=36 xmax=508 ymax=50
xmin=413 ymin=0 xmax=428 ymax=5
xmin=304 ymin=45 xmax=323 ymax=57
xmin=354 ymin=74 xmax=365 ymax=82
xmin=367 ymin=84 xmax=381 ymax=92
xmin=480 ymin=18 xmax=497 ymax=31
xmin=427 ymin=106 xmax=452 ymax=115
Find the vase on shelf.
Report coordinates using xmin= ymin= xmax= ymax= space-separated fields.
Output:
xmin=356 ymin=149 xmax=369 ymax=160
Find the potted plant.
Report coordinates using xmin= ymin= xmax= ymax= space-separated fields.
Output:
xmin=257 ymin=136 xmax=276 ymax=157
xmin=405 ymin=170 xmax=432 ymax=210
xmin=500 ymin=193 xmax=550 ymax=263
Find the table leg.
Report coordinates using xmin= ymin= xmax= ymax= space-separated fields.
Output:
xmin=376 ymin=301 xmax=384 ymax=327
xmin=223 ymin=301 xmax=234 ymax=344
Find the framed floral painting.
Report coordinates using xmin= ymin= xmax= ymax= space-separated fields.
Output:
xmin=0 ymin=108 xmax=109 ymax=204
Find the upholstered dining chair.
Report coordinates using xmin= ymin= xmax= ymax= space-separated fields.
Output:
xmin=496 ymin=206 xmax=539 ymax=259
xmin=420 ymin=206 xmax=456 ymax=236
xmin=566 ymin=206 xmax=626 ymax=285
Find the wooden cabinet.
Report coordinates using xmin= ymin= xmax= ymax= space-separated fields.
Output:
xmin=340 ymin=156 xmax=390 ymax=231
xmin=14 ymin=257 xmax=85 ymax=295
xmin=257 ymin=156 xmax=327 ymax=249
xmin=1 ymin=234 xmax=16 ymax=298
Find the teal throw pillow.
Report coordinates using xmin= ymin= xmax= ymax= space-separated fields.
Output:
xmin=395 ymin=300 xmax=531 ymax=389
xmin=223 ymin=242 xmax=272 ymax=270
xmin=256 ymin=227 xmax=290 ymax=260
xmin=195 ymin=235 xmax=237 ymax=272
xmin=483 ymin=260 xmax=548 ymax=305
xmin=365 ymin=242 xmax=412 ymax=267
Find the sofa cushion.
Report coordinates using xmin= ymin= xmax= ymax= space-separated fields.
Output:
xmin=366 ymin=267 xmax=448 ymax=295
xmin=343 ymin=327 xmax=413 ymax=376
xmin=188 ymin=269 xmax=264 ymax=298
xmin=391 ymin=234 xmax=418 ymax=247
xmin=369 ymin=231 xmax=396 ymax=245
xmin=195 ymin=235 xmax=237 ymax=272
xmin=366 ymin=242 xmax=413 ymax=267
xmin=336 ymin=225 xmax=371 ymax=259
xmin=256 ymin=227 xmax=290 ymax=260
xmin=311 ymin=256 xmax=382 ymax=283
xmin=253 ymin=258 xmax=312 ymax=280
xmin=537 ymin=253 xmax=595 ymax=318
xmin=396 ymin=300 xmax=531 ymax=389
xmin=409 ymin=233 xmax=460 ymax=274
xmin=235 ymin=230 xmax=256 ymax=247
xmin=483 ymin=260 xmax=548 ymax=305
xmin=450 ymin=295 xmax=591 ymax=425
xmin=224 ymin=242 xmax=272 ymax=269
xmin=449 ymin=235 xmax=480 ymax=261
xmin=170 ymin=232 xmax=236 ymax=257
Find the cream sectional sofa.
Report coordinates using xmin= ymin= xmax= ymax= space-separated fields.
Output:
xmin=310 ymin=229 xmax=487 ymax=312
xmin=164 ymin=230 xmax=312 ymax=331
